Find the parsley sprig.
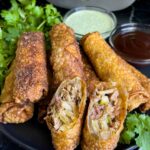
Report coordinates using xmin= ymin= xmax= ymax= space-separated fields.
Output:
xmin=120 ymin=113 xmax=150 ymax=150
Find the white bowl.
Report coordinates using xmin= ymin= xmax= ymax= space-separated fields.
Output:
xmin=47 ymin=0 xmax=136 ymax=11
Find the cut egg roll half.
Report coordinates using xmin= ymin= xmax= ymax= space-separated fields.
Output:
xmin=82 ymin=82 xmax=127 ymax=150
xmin=46 ymin=77 xmax=87 ymax=150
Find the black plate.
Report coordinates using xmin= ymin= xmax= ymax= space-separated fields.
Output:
xmin=0 ymin=65 xmax=150 ymax=150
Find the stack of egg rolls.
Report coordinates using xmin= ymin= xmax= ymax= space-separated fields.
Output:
xmin=0 ymin=32 xmax=48 ymax=123
xmin=1 ymin=22 xmax=148 ymax=150
xmin=45 ymin=23 xmax=87 ymax=150
xmin=81 ymin=32 xmax=149 ymax=111
xmin=46 ymin=23 xmax=127 ymax=150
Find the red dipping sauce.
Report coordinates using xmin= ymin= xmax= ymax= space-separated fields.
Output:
xmin=114 ymin=31 xmax=150 ymax=59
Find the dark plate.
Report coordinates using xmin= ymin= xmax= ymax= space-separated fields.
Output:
xmin=0 ymin=118 xmax=52 ymax=150
xmin=0 ymin=65 xmax=150 ymax=150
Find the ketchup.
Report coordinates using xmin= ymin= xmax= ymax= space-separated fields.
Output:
xmin=114 ymin=31 xmax=150 ymax=59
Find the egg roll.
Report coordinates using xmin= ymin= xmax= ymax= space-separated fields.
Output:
xmin=46 ymin=77 xmax=87 ymax=150
xmin=81 ymin=32 xmax=149 ymax=111
xmin=50 ymin=23 xmax=83 ymax=86
xmin=82 ymin=82 xmax=127 ymax=150
xmin=13 ymin=32 xmax=48 ymax=104
xmin=0 ymin=32 xmax=48 ymax=123
xmin=46 ymin=23 xmax=87 ymax=150
xmin=0 ymin=62 xmax=33 ymax=123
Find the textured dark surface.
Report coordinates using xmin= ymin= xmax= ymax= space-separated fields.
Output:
xmin=0 ymin=0 xmax=150 ymax=150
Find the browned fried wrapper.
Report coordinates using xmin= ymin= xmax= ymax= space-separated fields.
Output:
xmin=82 ymin=82 xmax=127 ymax=150
xmin=0 ymin=32 xmax=48 ymax=123
xmin=0 ymin=62 xmax=33 ymax=123
xmin=50 ymin=23 xmax=84 ymax=86
xmin=129 ymin=66 xmax=150 ymax=111
xmin=46 ymin=23 xmax=87 ymax=150
xmin=13 ymin=32 xmax=48 ymax=104
xmin=82 ymin=54 xmax=100 ymax=95
xmin=81 ymin=32 xmax=149 ymax=111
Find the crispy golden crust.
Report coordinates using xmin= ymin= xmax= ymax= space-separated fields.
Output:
xmin=0 ymin=32 xmax=49 ymax=123
xmin=0 ymin=62 xmax=33 ymax=123
xmin=0 ymin=63 xmax=15 ymax=104
xmin=50 ymin=23 xmax=84 ymax=86
xmin=13 ymin=32 xmax=48 ymax=104
xmin=81 ymin=32 xmax=149 ymax=111
xmin=0 ymin=102 xmax=33 ymax=124
xmin=82 ymin=82 xmax=127 ymax=150
xmin=129 ymin=66 xmax=150 ymax=111
xmin=82 ymin=54 xmax=100 ymax=95
xmin=46 ymin=77 xmax=87 ymax=150
xmin=49 ymin=120 xmax=81 ymax=150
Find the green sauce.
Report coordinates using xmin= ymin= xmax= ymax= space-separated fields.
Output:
xmin=64 ymin=10 xmax=116 ymax=39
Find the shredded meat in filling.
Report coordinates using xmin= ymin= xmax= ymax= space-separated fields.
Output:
xmin=89 ymin=88 xmax=121 ymax=140
xmin=49 ymin=79 xmax=82 ymax=131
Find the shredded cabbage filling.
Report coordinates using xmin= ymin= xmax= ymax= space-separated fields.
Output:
xmin=89 ymin=87 xmax=121 ymax=140
xmin=49 ymin=78 xmax=82 ymax=131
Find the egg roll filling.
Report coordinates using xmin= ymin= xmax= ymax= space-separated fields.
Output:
xmin=48 ymin=78 xmax=82 ymax=131
xmin=88 ymin=87 xmax=121 ymax=140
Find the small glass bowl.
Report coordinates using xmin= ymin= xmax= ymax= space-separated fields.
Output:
xmin=63 ymin=6 xmax=117 ymax=40
xmin=109 ymin=23 xmax=150 ymax=66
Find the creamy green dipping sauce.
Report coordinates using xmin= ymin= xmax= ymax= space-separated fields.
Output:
xmin=64 ymin=10 xmax=116 ymax=39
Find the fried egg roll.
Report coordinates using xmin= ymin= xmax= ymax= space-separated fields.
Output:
xmin=81 ymin=32 xmax=149 ymax=111
xmin=50 ymin=23 xmax=83 ymax=86
xmin=0 ymin=32 xmax=48 ymax=123
xmin=82 ymin=82 xmax=127 ymax=150
xmin=46 ymin=77 xmax=87 ymax=150
xmin=0 ymin=62 xmax=33 ymax=123
xmin=13 ymin=32 xmax=48 ymax=104
xmin=46 ymin=23 xmax=87 ymax=150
